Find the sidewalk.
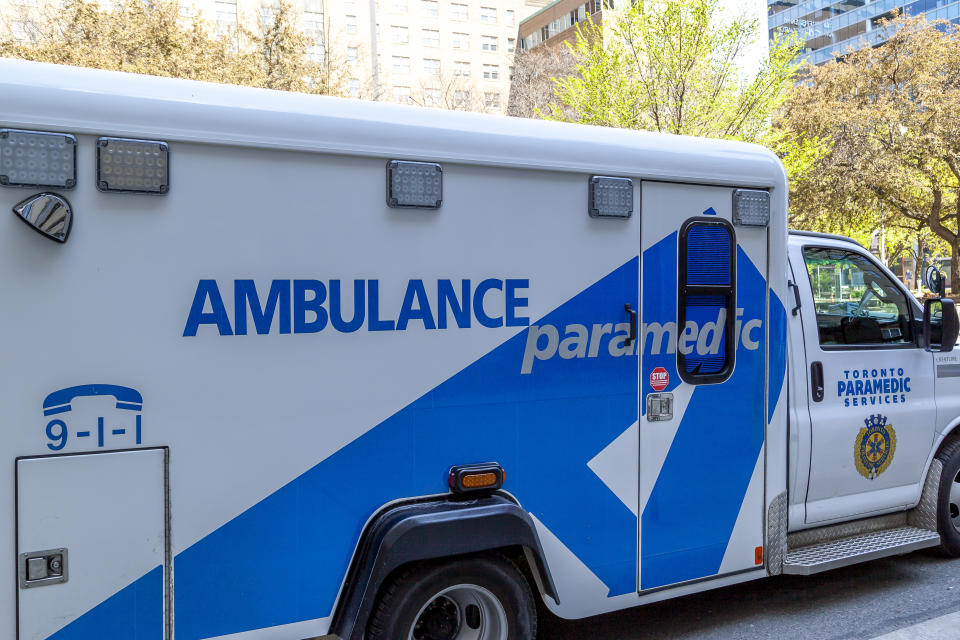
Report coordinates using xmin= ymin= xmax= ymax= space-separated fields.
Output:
xmin=870 ymin=610 xmax=960 ymax=640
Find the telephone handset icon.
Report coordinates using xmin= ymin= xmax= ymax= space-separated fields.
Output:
xmin=42 ymin=384 xmax=143 ymax=451
xmin=43 ymin=384 xmax=143 ymax=416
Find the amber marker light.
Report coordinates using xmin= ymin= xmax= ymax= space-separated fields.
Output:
xmin=448 ymin=463 xmax=505 ymax=495
xmin=755 ymin=546 xmax=764 ymax=565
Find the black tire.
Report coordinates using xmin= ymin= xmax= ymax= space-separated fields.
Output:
xmin=366 ymin=554 xmax=537 ymax=640
xmin=936 ymin=437 xmax=960 ymax=556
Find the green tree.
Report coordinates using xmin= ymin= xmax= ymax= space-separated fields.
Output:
xmin=545 ymin=0 xmax=801 ymax=144
xmin=0 ymin=0 xmax=348 ymax=96
xmin=779 ymin=14 xmax=960 ymax=290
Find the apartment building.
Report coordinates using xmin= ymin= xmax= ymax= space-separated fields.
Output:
xmin=324 ymin=0 xmax=549 ymax=112
xmin=0 ymin=0 xmax=549 ymax=113
xmin=768 ymin=0 xmax=960 ymax=65
xmin=518 ymin=0 xmax=613 ymax=50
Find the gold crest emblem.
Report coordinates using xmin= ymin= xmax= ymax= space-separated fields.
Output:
xmin=855 ymin=414 xmax=896 ymax=480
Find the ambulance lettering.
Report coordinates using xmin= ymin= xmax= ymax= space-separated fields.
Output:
xmin=183 ymin=278 xmax=531 ymax=336
xmin=521 ymin=308 xmax=762 ymax=374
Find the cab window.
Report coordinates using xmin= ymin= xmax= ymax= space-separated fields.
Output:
xmin=802 ymin=247 xmax=913 ymax=347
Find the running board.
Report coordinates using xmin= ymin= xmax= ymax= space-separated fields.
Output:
xmin=783 ymin=526 xmax=940 ymax=576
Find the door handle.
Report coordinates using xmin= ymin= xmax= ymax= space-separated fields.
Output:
xmin=625 ymin=303 xmax=637 ymax=347
xmin=810 ymin=361 xmax=824 ymax=402
xmin=789 ymin=280 xmax=802 ymax=316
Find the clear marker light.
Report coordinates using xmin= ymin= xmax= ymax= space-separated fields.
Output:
xmin=97 ymin=138 xmax=169 ymax=194
xmin=732 ymin=189 xmax=770 ymax=227
xmin=0 ymin=129 xmax=77 ymax=189
xmin=589 ymin=176 xmax=633 ymax=218
xmin=387 ymin=160 xmax=442 ymax=209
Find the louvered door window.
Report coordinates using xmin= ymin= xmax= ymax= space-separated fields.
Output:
xmin=678 ymin=218 xmax=736 ymax=384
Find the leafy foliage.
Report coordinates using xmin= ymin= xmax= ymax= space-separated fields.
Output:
xmin=544 ymin=0 xmax=801 ymax=144
xmin=0 ymin=0 xmax=349 ymax=96
xmin=779 ymin=14 xmax=960 ymax=288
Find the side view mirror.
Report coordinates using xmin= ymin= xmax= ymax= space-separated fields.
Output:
xmin=924 ymin=265 xmax=946 ymax=297
xmin=924 ymin=297 xmax=958 ymax=352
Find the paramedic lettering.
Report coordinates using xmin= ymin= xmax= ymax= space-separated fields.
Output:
xmin=521 ymin=308 xmax=762 ymax=374
xmin=183 ymin=278 xmax=530 ymax=336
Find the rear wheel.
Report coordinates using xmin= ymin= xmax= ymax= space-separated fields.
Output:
xmin=936 ymin=437 xmax=960 ymax=556
xmin=367 ymin=554 xmax=537 ymax=640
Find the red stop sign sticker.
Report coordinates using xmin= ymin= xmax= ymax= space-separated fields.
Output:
xmin=650 ymin=367 xmax=669 ymax=392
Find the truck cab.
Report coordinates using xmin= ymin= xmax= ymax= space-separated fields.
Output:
xmin=783 ymin=230 xmax=960 ymax=572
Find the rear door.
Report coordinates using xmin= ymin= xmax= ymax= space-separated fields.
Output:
xmin=638 ymin=182 xmax=768 ymax=591
xmin=794 ymin=242 xmax=936 ymax=523
xmin=17 ymin=449 xmax=167 ymax=640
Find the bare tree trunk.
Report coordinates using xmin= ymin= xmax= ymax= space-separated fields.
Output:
xmin=952 ymin=241 xmax=960 ymax=295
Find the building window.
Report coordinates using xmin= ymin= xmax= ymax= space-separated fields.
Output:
xmin=484 ymin=92 xmax=501 ymax=109
xmin=509 ymin=65 xmax=515 ymax=80
xmin=424 ymin=88 xmax=441 ymax=106
xmin=480 ymin=6 xmax=496 ymax=23
xmin=391 ymin=25 xmax=409 ymax=43
xmin=423 ymin=58 xmax=441 ymax=75
xmin=302 ymin=11 xmax=323 ymax=37
xmin=347 ymin=47 xmax=359 ymax=63
xmin=421 ymin=0 xmax=438 ymax=17
xmin=391 ymin=0 xmax=407 ymax=12
xmin=452 ymin=32 xmax=469 ymax=49
xmin=394 ymin=86 xmax=412 ymax=104
xmin=215 ymin=0 xmax=237 ymax=34
xmin=454 ymin=61 xmax=471 ymax=77
xmin=483 ymin=64 xmax=499 ymax=80
xmin=392 ymin=56 xmax=410 ymax=73
xmin=451 ymin=2 xmax=467 ymax=20
xmin=422 ymin=28 xmax=439 ymax=47
xmin=345 ymin=14 xmax=357 ymax=33
xmin=482 ymin=35 xmax=498 ymax=51
xmin=260 ymin=5 xmax=276 ymax=30
xmin=454 ymin=90 xmax=471 ymax=108
xmin=506 ymin=9 xmax=515 ymax=26
xmin=307 ymin=43 xmax=324 ymax=61
xmin=507 ymin=38 xmax=515 ymax=53
xmin=678 ymin=218 xmax=736 ymax=383
xmin=349 ymin=78 xmax=360 ymax=96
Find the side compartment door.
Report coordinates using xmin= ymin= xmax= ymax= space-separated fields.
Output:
xmin=638 ymin=182 xmax=768 ymax=591
xmin=17 ymin=449 xmax=167 ymax=640
xmin=795 ymin=243 xmax=936 ymax=523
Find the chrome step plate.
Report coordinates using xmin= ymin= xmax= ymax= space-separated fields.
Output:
xmin=783 ymin=526 xmax=940 ymax=576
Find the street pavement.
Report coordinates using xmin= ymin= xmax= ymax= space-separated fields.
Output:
xmin=537 ymin=550 xmax=960 ymax=640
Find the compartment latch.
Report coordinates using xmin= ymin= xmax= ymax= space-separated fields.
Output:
xmin=19 ymin=548 xmax=68 ymax=588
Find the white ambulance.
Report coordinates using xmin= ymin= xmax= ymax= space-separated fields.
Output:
xmin=2 ymin=59 xmax=959 ymax=640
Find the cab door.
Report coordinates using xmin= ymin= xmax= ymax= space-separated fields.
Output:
xmin=793 ymin=242 xmax=936 ymax=524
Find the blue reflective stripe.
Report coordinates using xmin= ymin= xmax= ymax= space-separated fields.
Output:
xmin=46 ymin=565 xmax=163 ymax=640
xmin=768 ymin=290 xmax=787 ymax=422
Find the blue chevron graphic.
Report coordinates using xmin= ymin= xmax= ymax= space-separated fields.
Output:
xmin=166 ymin=258 xmax=639 ymax=639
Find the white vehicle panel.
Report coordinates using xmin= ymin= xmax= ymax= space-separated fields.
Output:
xmin=17 ymin=449 xmax=166 ymax=640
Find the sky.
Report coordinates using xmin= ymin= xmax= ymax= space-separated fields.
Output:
xmin=720 ymin=0 xmax=771 ymax=75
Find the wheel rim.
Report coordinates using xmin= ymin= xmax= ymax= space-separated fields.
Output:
xmin=408 ymin=584 xmax=508 ymax=640
xmin=951 ymin=470 xmax=960 ymax=533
